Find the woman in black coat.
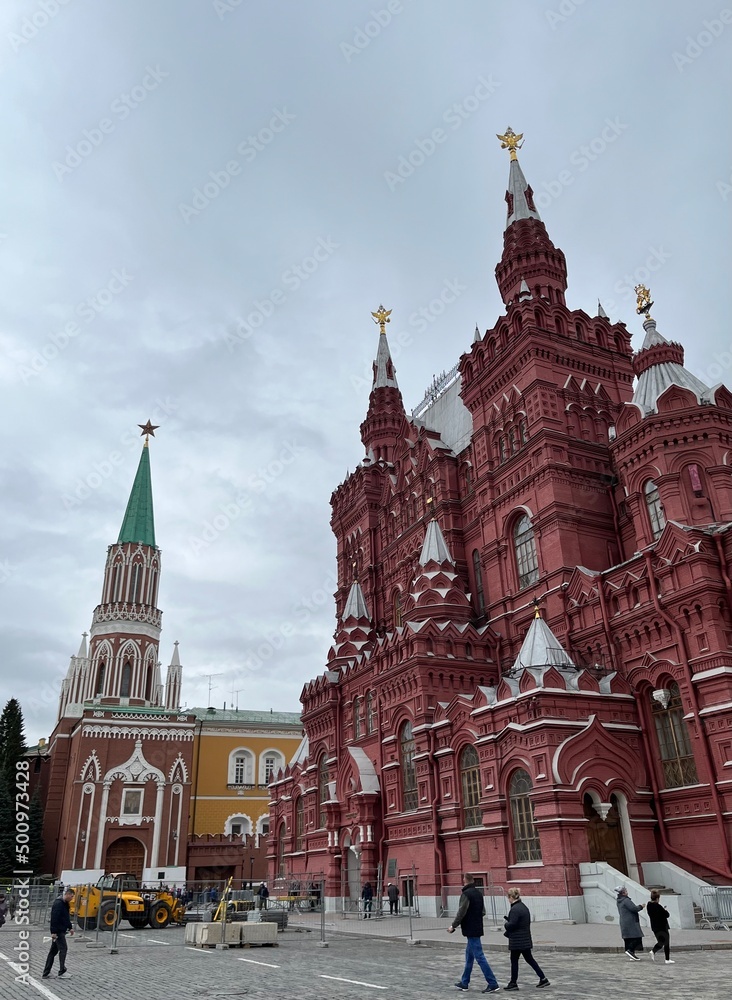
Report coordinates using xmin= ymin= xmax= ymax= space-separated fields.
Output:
xmin=503 ymin=888 xmax=550 ymax=990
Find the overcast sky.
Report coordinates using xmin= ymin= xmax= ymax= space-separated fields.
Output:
xmin=0 ymin=0 xmax=729 ymax=742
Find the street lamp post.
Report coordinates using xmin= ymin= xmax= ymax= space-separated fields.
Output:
xmin=250 ymin=855 xmax=255 ymax=888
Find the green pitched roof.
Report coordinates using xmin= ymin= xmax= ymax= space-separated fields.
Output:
xmin=117 ymin=444 xmax=156 ymax=548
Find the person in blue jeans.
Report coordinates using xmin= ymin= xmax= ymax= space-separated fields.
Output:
xmin=447 ymin=874 xmax=501 ymax=993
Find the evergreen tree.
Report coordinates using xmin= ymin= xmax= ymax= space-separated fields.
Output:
xmin=0 ymin=782 xmax=14 ymax=877
xmin=0 ymin=699 xmax=27 ymax=782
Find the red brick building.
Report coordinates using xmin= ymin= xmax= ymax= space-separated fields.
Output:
xmin=269 ymin=133 xmax=732 ymax=918
xmin=43 ymin=437 xmax=195 ymax=884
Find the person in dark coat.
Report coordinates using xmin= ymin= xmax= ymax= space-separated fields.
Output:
xmin=387 ymin=882 xmax=399 ymax=915
xmin=42 ymin=888 xmax=75 ymax=979
xmin=647 ymin=889 xmax=674 ymax=963
xmin=447 ymin=873 xmax=500 ymax=993
xmin=616 ymin=886 xmax=645 ymax=959
xmin=0 ymin=893 xmax=8 ymax=929
xmin=503 ymin=888 xmax=550 ymax=989
xmin=361 ymin=881 xmax=374 ymax=918
xmin=256 ymin=882 xmax=269 ymax=910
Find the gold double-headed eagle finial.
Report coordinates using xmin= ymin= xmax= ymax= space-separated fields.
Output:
xmin=496 ymin=127 xmax=524 ymax=161
xmin=371 ymin=304 xmax=392 ymax=335
xmin=635 ymin=284 xmax=654 ymax=320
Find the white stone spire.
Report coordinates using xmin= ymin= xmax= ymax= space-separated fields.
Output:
xmin=342 ymin=580 xmax=370 ymax=620
xmin=419 ymin=518 xmax=454 ymax=566
xmin=505 ymin=157 xmax=542 ymax=230
xmin=164 ymin=641 xmax=182 ymax=711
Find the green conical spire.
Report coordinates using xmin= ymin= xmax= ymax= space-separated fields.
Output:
xmin=117 ymin=442 xmax=156 ymax=548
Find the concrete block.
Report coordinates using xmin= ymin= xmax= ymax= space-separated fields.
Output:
xmin=241 ymin=921 xmax=278 ymax=945
xmin=184 ymin=923 xmax=198 ymax=945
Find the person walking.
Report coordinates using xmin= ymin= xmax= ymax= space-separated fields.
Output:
xmin=256 ymin=882 xmax=269 ymax=910
xmin=0 ymin=893 xmax=8 ymax=930
xmin=387 ymin=882 xmax=399 ymax=915
xmin=647 ymin=890 xmax=674 ymax=964
xmin=502 ymin=888 xmax=550 ymax=989
xmin=361 ymin=880 xmax=374 ymax=918
xmin=616 ymin=886 xmax=645 ymax=960
xmin=447 ymin=873 xmax=500 ymax=993
xmin=42 ymin=887 xmax=75 ymax=979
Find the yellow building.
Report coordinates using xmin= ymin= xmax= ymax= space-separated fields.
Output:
xmin=187 ymin=706 xmax=302 ymax=885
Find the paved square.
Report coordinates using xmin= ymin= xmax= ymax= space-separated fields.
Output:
xmin=2 ymin=925 xmax=731 ymax=999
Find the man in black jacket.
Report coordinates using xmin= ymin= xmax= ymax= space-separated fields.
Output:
xmin=447 ymin=874 xmax=500 ymax=993
xmin=42 ymin=888 xmax=75 ymax=979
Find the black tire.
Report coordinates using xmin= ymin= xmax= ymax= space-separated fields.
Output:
xmin=148 ymin=900 xmax=171 ymax=929
xmin=98 ymin=900 xmax=120 ymax=931
xmin=77 ymin=916 xmax=97 ymax=931
xmin=128 ymin=916 xmax=148 ymax=929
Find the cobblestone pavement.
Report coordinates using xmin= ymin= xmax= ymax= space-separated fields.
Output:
xmin=1 ymin=925 xmax=731 ymax=999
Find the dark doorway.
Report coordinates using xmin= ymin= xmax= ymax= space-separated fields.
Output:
xmin=583 ymin=793 xmax=627 ymax=875
xmin=105 ymin=836 xmax=145 ymax=879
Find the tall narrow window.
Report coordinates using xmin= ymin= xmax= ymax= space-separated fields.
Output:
xmin=520 ymin=418 xmax=529 ymax=444
xmin=472 ymin=549 xmax=486 ymax=615
xmin=95 ymin=662 xmax=106 ymax=696
xmin=264 ymin=754 xmax=278 ymax=785
xmin=460 ymin=745 xmax=482 ymax=828
xmin=651 ymin=683 xmax=698 ymax=788
xmin=318 ymin=756 xmax=328 ymax=828
xmin=144 ymin=666 xmax=153 ymax=701
xmin=498 ymin=437 xmax=507 ymax=463
xmin=509 ymin=769 xmax=542 ymax=862
xmin=393 ymin=590 xmax=403 ymax=628
xmin=120 ymin=662 xmax=132 ymax=698
xmin=366 ymin=691 xmax=375 ymax=734
xmin=514 ymin=515 xmax=539 ymax=589
xmin=278 ymin=822 xmax=286 ymax=877
xmin=353 ymin=696 xmax=361 ymax=739
xmin=110 ymin=564 xmax=121 ymax=602
xmin=400 ymin=720 xmax=417 ymax=812
xmin=130 ymin=563 xmax=142 ymax=603
xmin=295 ymin=798 xmax=304 ymax=852
xmin=644 ymin=480 xmax=666 ymax=540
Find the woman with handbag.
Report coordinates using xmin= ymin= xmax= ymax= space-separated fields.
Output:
xmin=503 ymin=888 xmax=550 ymax=990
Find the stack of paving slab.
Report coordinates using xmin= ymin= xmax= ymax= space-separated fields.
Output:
xmin=185 ymin=920 xmax=278 ymax=948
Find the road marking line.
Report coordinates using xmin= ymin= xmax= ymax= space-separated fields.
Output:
xmin=148 ymin=938 xmax=170 ymax=945
xmin=119 ymin=933 xmax=135 ymax=938
xmin=237 ymin=957 xmax=280 ymax=968
xmin=0 ymin=952 xmax=62 ymax=999
xmin=319 ymin=975 xmax=387 ymax=989
xmin=184 ymin=946 xmax=212 ymax=954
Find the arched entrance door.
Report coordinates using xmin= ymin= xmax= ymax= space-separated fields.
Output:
xmin=583 ymin=793 xmax=627 ymax=875
xmin=105 ymin=836 xmax=145 ymax=879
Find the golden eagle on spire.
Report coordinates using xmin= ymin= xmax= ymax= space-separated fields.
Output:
xmin=371 ymin=304 xmax=392 ymax=335
xmin=496 ymin=127 xmax=524 ymax=161
xmin=634 ymin=284 xmax=654 ymax=320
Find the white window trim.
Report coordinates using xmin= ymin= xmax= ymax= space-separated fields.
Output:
xmin=258 ymin=748 xmax=285 ymax=786
xmin=120 ymin=787 xmax=143 ymax=825
xmin=228 ymin=747 xmax=255 ymax=786
xmin=224 ymin=812 xmax=252 ymax=837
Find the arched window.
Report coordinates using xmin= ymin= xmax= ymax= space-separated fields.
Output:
xmin=644 ymin=480 xmax=665 ymax=539
xmin=120 ymin=662 xmax=132 ymax=698
xmin=229 ymin=749 xmax=254 ymax=786
xmin=95 ymin=662 xmax=106 ymax=696
xmin=144 ymin=665 xmax=153 ymax=701
xmin=295 ymin=797 xmax=304 ymax=852
xmin=393 ymin=589 xmax=403 ymax=628
xmin=277 ymin=822 xmax=286 ymax=877
xmin=110 ymin=564 xmax=122 ymax=602
xmin=318 ymin=756 xmax=328 ymax=828
xmin=366 ymin=691 xmax=375 ymax=734
xmin=509 ymin=768 xmax=542 ymax=862
xmin=498 ymin=437 xmax=507 ymax=463
xmin=260 ymin=750 xmax=285 ymax=786
xmin=460 ymin=745 xmax=482 ymax=828
xmin=519 ymin=418 xmax=529 ymax=445
xmin=651 ymin=683 xmax=698 ymax=788
xmin=225 ymin=814 xmax=251 ymax=838
xmin=514 ymin=515 xmax=539 ymax=589
xmin=472 ymin=549 xmax=486 ymax=615
xmin=400 ymin=720 xmax=417 ymax=812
